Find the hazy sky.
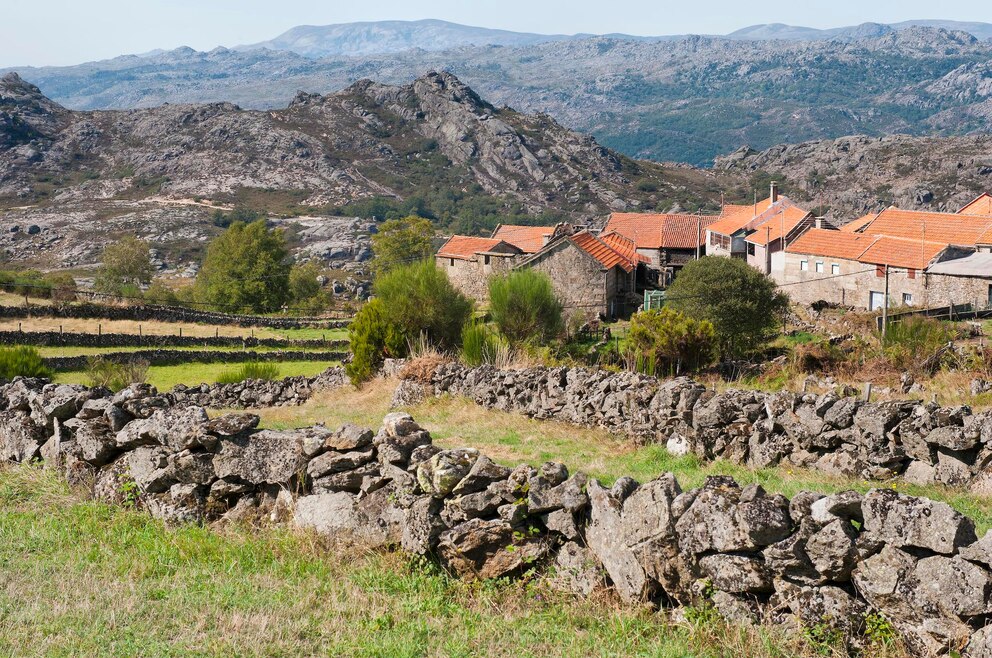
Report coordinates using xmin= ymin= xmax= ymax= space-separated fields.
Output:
xmin=4 ymin=0 xmax=992 ymax=67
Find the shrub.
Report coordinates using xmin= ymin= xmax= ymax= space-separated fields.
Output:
xmin=0 ymin=346 xmax=51 ymax=380
xmin=94 ymin=236 xmax=154 ymax=296
xmin=86 ymin=357 xmax=149 ymax=391
xmin=882 ymin=316 xmax=957 ymax=372
xmin=216 ymin=362 xmax=280 ymax=385
xmin=626 ymin=307 xmax=717 ymax=376
xmin=666 ymin=256 xmax=789 ymax=358
xmin=488 ymin=269 xmax=563 ymax=345
xmin=461 ymin=322 xmax=509 ymax=366
xmin=346 ymin=298 xmax=406 ymax=386
xmin=374 ymin=260 xmax=473 ymax=351
xmin=45 ymin=272 xmax=77 ymax=302
xmin=288 ymin=261 xmax=328 ymax=315
xmin=143 ymin=281 xmax=179 ymax=306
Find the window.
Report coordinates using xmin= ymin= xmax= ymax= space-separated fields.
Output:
xmin=484 ymin=255 xmax=491 ymax=265
xmin=903 ymin=293 xmax=914 ymax=306
xmin=876 ymin=265 xmax=885 ymax=278
xmin=449 ymin=258 xmax=455 ymax=267
xmin=747 ymin=243 xmax=755 ymax=256
xmin=907 ymin=268 xmax=916 ymax=280
xmin=815 ymin=261 xmax=824 ymax=273
xmin=831 ymin=264 xmax=840 ymax=275
xmin=800 ymin=260 xmax=808 ymax=271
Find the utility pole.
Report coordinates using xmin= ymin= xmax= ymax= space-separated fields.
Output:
xmin=882 ymin=265 xmax=890 ymax=341
xmin=696 ymin=214 xmax=701 ymax=260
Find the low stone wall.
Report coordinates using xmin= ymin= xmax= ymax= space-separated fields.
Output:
xmin=1 ymin=376 xmax=990 ymax=656
xmin=44 ymin=350 xmax=348 ymax=371
xmin=0 ymin=330 xmax=347 ymax=350
xmin=167 ymin=367 xmax=348 ymax=409
xmin=0 ymin=303 xmax=349 ymax=329
xmin=398 ymin=363 xmax=992 ymax=493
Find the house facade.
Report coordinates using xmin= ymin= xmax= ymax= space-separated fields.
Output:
xmin=435 ymin=236 xmax=522 ymax=301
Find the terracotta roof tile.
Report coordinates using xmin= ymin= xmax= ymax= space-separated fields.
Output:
xmin=600 ymin=231 xmax=650 ymax=264
xmin=786 ymin=228 xmax=878 ymax=261
xmin=604 ymin=212 xmax=718 ymax=250
xmin=491 ymin=224 xmax=556 ymax=253
xmin=570 ymin=231 xmax=635 ymax=272
xmin=839 ymin=213 xmax=878 ymax=233
xmin=437 ymin=236 xmax=505 ymax=260
xmin=744 ymin=206 xmax=812 ymax=246
xmin=959 ymin=193 xmax=992 ymax=216
xmin=859 ymin=207 xmax=992 ymax=245
xmin=858 ymin=237 xmax=948 ymax=270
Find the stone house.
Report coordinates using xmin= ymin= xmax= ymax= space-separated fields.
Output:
xmin=743 ymin=206 xmax=817 ymax=277
xmin=515 ymin=230 xmax=639 ymax=319
xmin=602 ymin=211 xmax=718 ymax=284
xmin=781 ymin=204 xmax=992 ymax=310
xmin=435 ymin=235 xmax=522 ymax=301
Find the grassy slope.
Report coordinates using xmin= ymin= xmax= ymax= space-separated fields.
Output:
xmin=0 ymin=465 xmax=839 ymax=658
xmin=55 ymin=360 xmax=340 ymax=391
xmin=255 ymin=379 xmax=992 ymax=533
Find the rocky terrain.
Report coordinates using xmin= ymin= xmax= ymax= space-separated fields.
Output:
xmin=7 ymin=27 xmax=992 ymax=164
xmin=3 ymin=373 xmax=992 ymax=655
xmin=0 ymin=70 xmax=720 ymax=269
xmin=715 ymin=134 xmax=992 ymax=219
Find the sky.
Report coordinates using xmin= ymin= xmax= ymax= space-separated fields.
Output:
xmin=3 ymin=0 xmax=992 ymax=67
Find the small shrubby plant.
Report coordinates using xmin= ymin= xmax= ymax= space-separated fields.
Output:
xmin=488 ymin=270 xmax=563 ymax=346
xmin=0 ymin=346 xmax=51 ymax=380
xmin=86 ymin=357 xmax=149 ymax=391
xmin=216 ymin=362 xmax=281 ymax=385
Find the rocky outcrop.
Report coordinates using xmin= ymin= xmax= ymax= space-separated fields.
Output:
xmin=404 ymin=363 xmax=992 ymax=492
xmin=1 ymin=374 xmax=990 ymax=655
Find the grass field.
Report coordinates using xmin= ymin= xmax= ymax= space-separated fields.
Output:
xmin=55 ymin=360 xmax=341 ymax=391
xmin=254 ymin=379 xmax=992 ymax=533
xmin=0 ymin=464 xmax=904 ymax=657
xmin=0 ymin=317 xmax=350 ymax=342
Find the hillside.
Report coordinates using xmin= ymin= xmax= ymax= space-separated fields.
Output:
xmin=714 ymin=133 xmax=992 ymax=218
xmin=6 ymin=27 xmax=992 ymax=164
xmin=0 ymin=70 xmax=733 ymax=270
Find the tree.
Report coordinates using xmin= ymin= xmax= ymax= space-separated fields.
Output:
xmin=288 ymin=261 xmax=327 ymax=314
xmin=488 ymin=269 xmax=563 ymax=345
xmin=370 ymin=216 xmax=434 ymax=275
xmin=193 ymin=220 xmax=290 ymax=313
xmin=346 ymin=298 xmax=406 ymax=386
xmin=93 ymin=236 xmax=154 ymax=296
xmin=627 ymin=307 xmax=717 ymax=375
xmin=374 ymin=260 xmax=473 ymax=350
xmin=666 ymin=256 xmax=788 ymax=358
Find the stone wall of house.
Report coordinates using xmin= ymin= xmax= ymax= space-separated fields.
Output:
xmin=2 ymin=375 xmax=991 ymax=656
xmin=925 ymin=274 xmax=992 ymax=310
xmin=522 ymin=243 xmax=609 ymax=318
xmin=399 ymin=362 xmax=992 ymax=493
xmin=779 ymin=253 xmax=927 ymax=309
xmin=437 ymin=253 xmax=517 ymax=302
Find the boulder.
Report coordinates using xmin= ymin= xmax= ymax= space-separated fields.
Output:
xmin=401 ymin=495 xmax=445 ymax=554
xmin=805 ymin=519 xmax=858 ymax=581
xmin=0 ymin=410 xmax=46 ymax=462
xmin=676 ymin=480 xmax=791 ymax=554
xmin=437 ymin=518 xmax=548 ymax=581
xmin=323 ymin=424 xmax=374 ymax=451
xmin=698 ymin=554 xmax=773 ymax=594
xmin=914 ymin=555 xmax=992 ymax=619
xmin=204 ymin=413 xmax=259 ymax=437
xmin=550 ymin=541 xmax=602 ymax=596
xmin=306 ymin=447 xmax=374 ymax=479
xmin=809 ymin=490 xmax=863 ymax=525
xmin=585 ymin=479 xmax=653 ymax=602
xmin=126 ymin=445 xmax=174 ymax=494
xmin=72 ymin=419 xmax=118 ymax=466
xmin=862 ymin=489 xmax=976 ymax=554
xmin=528 ymin=472 xmax=588 ymax=515
xmin=450 ymin=455 xmax=511 ymax=495
xmin=293 ymin=492 xmax=360 ymax=537
xmin=959 ymin=531 xmax=992 ymax=569
xmin=417 ymin=449 xmax=479 ymax=497
xmin=213 ymin=430 xmax=308 ymax=485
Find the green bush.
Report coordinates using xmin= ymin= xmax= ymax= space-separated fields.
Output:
xmin=882 ymin=316 xmax=957 ymax=372
xmin=0 ymin=269 xmax=78 ymax=301
xmin=488 ymin=269 xmax=563 ymax=345
xmin=370 ymin=216 xmax=434 ymax=276
xmin=142 ymin=281 xmax=179 ymax=306
xmin=627 ymin=307 xmax=717 ymax=376
xmin=216 ymin=362 xmax=281 ymax=385
xmin=0 ymin=347 xmax=52 ymax=380
xmin=666 ymin=256 xmax=789 ymax=358
xmin=288 ymin=262 xmax=328 ymax=315
xmin=94 ymin=236 xmax=155 ymax=297
xmin=460 ymin=322 xmax=508 ymax=366
xmin=346 ymin=299 xmax=406 ymax=386
xmin=374 ymin=260 xmax=473 ymax=351
xmin=86 ymin=357 xmax=150 ymax=391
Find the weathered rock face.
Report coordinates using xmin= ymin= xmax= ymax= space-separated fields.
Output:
xmin=412 ymin=363 xmax=992 ymax=492
xmin=4 ymin=373 xmax=992 ymax=655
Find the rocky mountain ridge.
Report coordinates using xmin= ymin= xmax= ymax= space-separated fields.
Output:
xmin=6 ymin=27 xmax=992 ymax=164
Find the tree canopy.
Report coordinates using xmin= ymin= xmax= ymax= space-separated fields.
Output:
xmin=93 ymin=236 xmax=154 ymax=296
xmin=370 ymin=216 xmax=434 ymax=275
xmin=666 ymin=256 xmax=788 ymax=358
xmin=194 ymin=220 xmax=290 ymax=313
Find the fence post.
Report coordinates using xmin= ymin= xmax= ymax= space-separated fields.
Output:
xmin=98 ymin=324 xmax=101 ymax=336
xmin=179 ymin=327 xmax=183 ymax=338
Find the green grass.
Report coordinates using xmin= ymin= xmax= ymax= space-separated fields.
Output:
xmin=16 ymin=344 xmax=343 ymax=358
xmin=0 ymin=464 xmax=824 ymax=657
xmin=271 ymin=327 xmax=349 ymax=341
xmin=254 ymin=382 xmax=992 ymax=534
xmin=55 ymin=360 xmax=339 ymax=391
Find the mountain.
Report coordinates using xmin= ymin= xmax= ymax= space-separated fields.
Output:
xmin=727 ymin=20 xmax=992 ymax=41
xmin=6 ymin=25 xmax=992 ymax=166
xmin=236 ymin=19 xmax=582 ymax=58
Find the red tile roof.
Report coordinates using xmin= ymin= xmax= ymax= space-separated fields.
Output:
xmin=858 ymin=207 xmax=992 ymax=245
xmin=604 ymin=212 xmax=718 ymax=250
xmin=787 ymin=228 xmax=878 ymax=261
xmin=570 ymin=231 xmax=635 ymax=272
xmin=744 ymin=206 xmax=812 ymax=246
xmin=707 ymin=201 xmax=771 ymax=237
xmin=960 ymin=193 xmax=992 ymax=216
xmin=858 ymin=237 xmax=949 ymax=270
xmin=839 ymin=213 xmax=878 ymax=233
xmin=491 ymin=224 xmax=556 ymax=253
xmin=599 ymin=231 xmax=650 ymax=264
xmin=437 ymin=236 xmax=505 ymax=260
xmin=787 ymin=226 xmax=954 ymax=270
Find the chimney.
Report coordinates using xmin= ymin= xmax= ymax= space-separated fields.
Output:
xmin=770 ymin=181 xmax=779 ymax=203
xmin=814 ymin=217 xmax=825 ymax=229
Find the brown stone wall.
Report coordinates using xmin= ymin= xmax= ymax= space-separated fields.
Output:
xmin=522 ymin=243 xmax=609 ymax=319
xmin=437 ymin=254 xmax=517 ymax=303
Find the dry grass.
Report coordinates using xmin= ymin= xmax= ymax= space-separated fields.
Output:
xmin=0 ymin=463 xmax=900 ymax=657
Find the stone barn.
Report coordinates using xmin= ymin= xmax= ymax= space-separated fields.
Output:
xmin=436 ymin=236 xmax=521 ymax=301
xmin=516 ymin=230 xmax=639 ymax=320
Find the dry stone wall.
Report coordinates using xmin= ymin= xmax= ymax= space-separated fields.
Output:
xmin=399 ymin=363 xmax=992 ymax=493
xmin=0 ymin=303 xmax=349 ymax=329
xmin=0 ymin=330 xmax=346 ymax=350
xmin=44 ymin=349 xmax=348 ymax=371
xmin=1 ymin=375 xmax=990 ymax=656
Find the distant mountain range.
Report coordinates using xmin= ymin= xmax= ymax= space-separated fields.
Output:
xmin=4 ymin=19 xmax=992 ymax=166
